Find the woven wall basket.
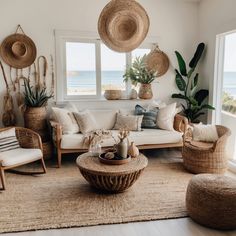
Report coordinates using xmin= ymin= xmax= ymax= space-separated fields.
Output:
xmin=98 ymin=0 xmax=150 ymax=52
xmin=146 ymin=46 xmax=170 ymax=77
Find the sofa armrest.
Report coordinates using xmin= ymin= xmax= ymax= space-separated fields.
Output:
xmin=174 ymin=114 xmax=188 ymax=133
xmin=49 ymin=120 xmax=62 ymax=148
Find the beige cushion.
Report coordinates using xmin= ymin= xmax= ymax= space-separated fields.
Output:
xmin=52 ymin=107 xmax=79 ymax=134
xmin=0 ymin=148 xmax=42 ymax=167
xmin=90 ymin=110 xmax=118 ymax=130
xmin=73 ymin=110 xmax=98 ymax=134
xmin=156 ymin=103 xmax=176 ymax=131
xmin=193 ymin=124 xmax=219 ymax=142
xmin=113 ymin=113 xmax=143 ymax=131
xmin=60 ymin=129 xmax=182 ymax=149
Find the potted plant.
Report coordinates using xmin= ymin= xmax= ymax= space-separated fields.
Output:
xmin=23 ymin=79 xmax=53 ymax=134
xmin=171 ymin=43 xmax=215 ymax=123
xmin=123 ymin=55 xmax=158 ymax=99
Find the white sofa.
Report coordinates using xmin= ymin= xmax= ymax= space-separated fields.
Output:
xmin=50 ymin=109 xmax=188 ymax=167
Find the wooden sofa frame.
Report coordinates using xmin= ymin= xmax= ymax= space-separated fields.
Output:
xmin=50 ymin=114 xmax=188 ymax=168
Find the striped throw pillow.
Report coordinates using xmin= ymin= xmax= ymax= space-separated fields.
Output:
xmin=135 ymin=105 xmax=159 ymax=128
xmin=0 ymin=128 xmax=20 ymax=152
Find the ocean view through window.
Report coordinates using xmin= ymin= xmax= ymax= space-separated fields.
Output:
xmin=64 ymin=36 xmax=152 ymax=99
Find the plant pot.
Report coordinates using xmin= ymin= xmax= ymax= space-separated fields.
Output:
xmin=24 ymin=107 xmax=47 ymax=131
xmin=138 ymin=83 xmax=153 ymax=99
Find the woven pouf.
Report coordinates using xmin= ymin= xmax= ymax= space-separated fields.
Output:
xmin=186 ymin=174 xmax=236 ymax=230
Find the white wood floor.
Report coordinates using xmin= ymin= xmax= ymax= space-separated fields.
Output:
xmin=3 ymin=218 xmax=236 ymax=236
xmin=3 ymin=149 xmax=236 ymax=236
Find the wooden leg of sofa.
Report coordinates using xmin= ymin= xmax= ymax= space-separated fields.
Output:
xmin=57 ymin=150 xmax=62 ymax=168
xmin=41 ymin=158 xmax=47 ymax=173
xmin=0 ymin=167 xmax=6 ymax=190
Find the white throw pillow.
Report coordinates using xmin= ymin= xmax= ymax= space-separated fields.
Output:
xmin=73 ymin=110 xmax=98 ymax=134
xmin=52 ymin=107 xmax=80 ymax=134
xmin=156 ymin=103 xmax=176 ymax=131
xmin=192 ymin=124 xmax=219 ymax=142
xmin=0 ymin=128 xmax=20 ymax=152
xmin=113 ymin=113 xmax=143 ymax=131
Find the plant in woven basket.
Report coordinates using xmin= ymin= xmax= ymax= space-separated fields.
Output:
xmin=171 ymin=43 xmax=215 ymax=123
xmin=23 ymin=79 xmax=53 ymax=107
xmin=123 ymin=56 xmax=158 ymax=99
xmin=123 ymin=55 xmax=157 ymax=86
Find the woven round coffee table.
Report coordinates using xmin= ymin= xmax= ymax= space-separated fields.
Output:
xmin=76 ymin=153 xmax=148 ymax=192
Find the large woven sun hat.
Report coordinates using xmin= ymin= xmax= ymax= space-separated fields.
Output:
xmin=98 ymin=0 xmax=150 ymax=53
xmin=146 ymin=46 xmax=170 ymax=77
xmin=0 ymin=25 xmax=37 ymax=69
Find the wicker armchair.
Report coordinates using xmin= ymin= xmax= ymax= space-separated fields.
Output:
xmin=0 ymin=127 xmax=47 ymax=190
xmin=182 ymin=125 xmax=231 ymax=174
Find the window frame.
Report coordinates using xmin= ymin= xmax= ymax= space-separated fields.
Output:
xmin=55 ymin=30 xmax=155 ymax=101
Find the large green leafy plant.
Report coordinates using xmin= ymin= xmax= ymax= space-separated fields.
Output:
xmin=123 ymin=56 xmax=157 ymax=86
xmin=172 ymin=43 xmax=214 ymax=122
xmin=24 ymin=80 xmax=53 ymax=107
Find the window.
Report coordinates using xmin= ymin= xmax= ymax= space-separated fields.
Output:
xmin=66 ymin=42 xmax=97 ymax=96
xmin=222 ymin=33 xmax=236 ymax=116
xmin=101 ymin=44 xmax=126 ymax=92
xmin=56 ymin=31 xmax=154 ymax=100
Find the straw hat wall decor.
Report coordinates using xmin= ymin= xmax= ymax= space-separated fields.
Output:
xmin=0 ymin=25 xmax=37 ymax=69
xmin=98 ymin=0 xmax=150 ymax=52
xmin=146 ymin=46 xmax=170 ymax=77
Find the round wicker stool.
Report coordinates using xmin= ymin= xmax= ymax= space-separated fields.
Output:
xmin=76 ymin=153 xmax=148 ymax=193
xmin=186 ymin=174 xmax=236 ymax=230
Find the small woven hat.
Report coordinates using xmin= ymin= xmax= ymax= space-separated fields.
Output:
xmin=98 ymin=0 xmax=150 ymax=53
xmin=146 ymin=46 xmax=170 ymax=77
xmin=0 ymin=25 xmax=36 ymax=69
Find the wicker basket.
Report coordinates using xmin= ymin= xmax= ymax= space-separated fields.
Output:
xmin=24 ymin=107 xmax=47 ymax=130
xmin=42 ymin=141 xmax=53 ymax=160
xmin=104 ymin=90 xmax=122 ymax=100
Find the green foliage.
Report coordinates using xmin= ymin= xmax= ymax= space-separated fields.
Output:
xmin=123 ymin=56 xmax=157 ymax=86
xmin=172 ymin=43 xmax=215 ymax=122
xmin=24 ymin=80 xmax=53 ymax=107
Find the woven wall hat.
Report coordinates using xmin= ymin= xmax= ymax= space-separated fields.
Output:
xmin=98 ymin=0 xmax=150 ymax=53
xmin=0 ymin=25 xmax=37 ymax=69
xmin=146 ymin=46 xmax=169 ymax=77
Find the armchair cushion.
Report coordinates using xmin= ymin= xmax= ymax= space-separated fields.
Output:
xmin=0 ymin=128 xmax=20 ymax=152
xmin=192 ymin=124 xmax=218 ymax=142
xmin=0 ymin=148 xmax=42 ymax=167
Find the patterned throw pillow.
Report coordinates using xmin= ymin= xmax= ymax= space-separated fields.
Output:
xmin=135 ymin=105 xmax=159 ymax=128
xmin=113 ymin=113 xmax=143 ymax=131
xmin=0 ymin=128 xmax=20 ymax=152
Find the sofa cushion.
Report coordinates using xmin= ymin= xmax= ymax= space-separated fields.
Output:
xmin=156 ymin=103 xmax=176 ymax=131
xmin=113 ymin=113 xmax=143 ymax=131
xmin=0 ymin=148 xmax=42 ymax=167
xmin=73 ymin=110 xmax=98 ymax=134
xmin=52 ymin=107 xmax=80 ymax=134
xmin=135 ymin=104 xmax=159 ymax=128
xmin=90 ymin=110 xmax=118 ymax=130
xmin=60 ymin=129 xmax=182 ymax=149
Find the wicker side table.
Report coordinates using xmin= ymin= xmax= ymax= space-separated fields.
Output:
xmin=76 ymin=153 xmax=148 ymax=192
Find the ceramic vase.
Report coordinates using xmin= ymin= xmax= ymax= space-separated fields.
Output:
xmin=117 ymin=139 xmax=128 ymax=159
xmin=138 ymin=83 xmax=153 ymax=99
xmin=128 ymin=142 xmax=139 ymax=158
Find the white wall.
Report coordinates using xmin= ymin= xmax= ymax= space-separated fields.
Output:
xmin=0 ymin=0 xmax=199 ymax=126
xmin=198 ymin=0 xmax=236 ymax=122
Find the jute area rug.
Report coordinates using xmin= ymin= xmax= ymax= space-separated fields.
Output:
xmin=0 ymin=150 xmax=193 ymax=233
